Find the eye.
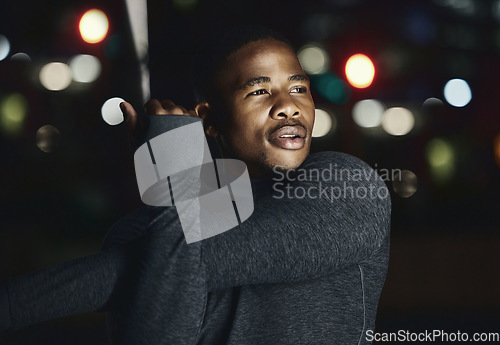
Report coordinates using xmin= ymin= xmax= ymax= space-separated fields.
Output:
xmin=248 ymin=89 xmax=269 ymax=96
xmin=291 ymin=86 xmax=307 ymax=93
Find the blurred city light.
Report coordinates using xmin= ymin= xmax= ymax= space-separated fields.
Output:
xmin=297 ymin=44 xmax=329 ymax=74
xmin=392 ymin=170 xmax=418 ymax=198
xmin=39 ymin=62 xmax=72 ymax=91
xmin=172 ymin=0 xmax=198 ymax=11
xmin=103 ymin=34 xmax=123 ymax=59
xmin=0 ymin=35 xmax=10 ymax=61
xmin=311 ymin=73 xmax=350 ymax=104
xmin=494 ymin=133 xmax=500 ymax=167
xmin=312 ymin=108 xmax=335 ymax=137
xmin=101 ymin=97 xmax=125 ymax=125
xmin=444 ymin=0 xmax=475 ymax=15
xmin=0 ymin=93 xmax=28 ymax=136
xmin=423 ymin=97 xmax=444 ymax=107
xmin=494 ymin=0 xmax=500 ymax=22
xmin=10 ymin=52 xmax=31 ymax=63
xmin=79 ymin=9 xmax=109 ymax=44
xmin=352 ymin=99 xmax=385 ymax=128
xmin=69 ymin=54 xmax=101 ymax=83
xmin=345 ymin=53 xmax=375 ymax=88
xmin=36 ymin=125 xmax=60 ymax=153
xmin=301 ymin=14 xmax=336 ymax=41
xmin=405 ymin=10 xmax=436 ymax=44
xmin=381 ymin=107 xmax=415 ymax=136
xmin=443 ymin=78 xmax=472 ymax=107
xmin=378 ymin=50 xmax=404 ymax=77
xmin=426 ymin=138 xmax=455 ymax=183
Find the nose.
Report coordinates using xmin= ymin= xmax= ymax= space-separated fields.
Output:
xmin=270 ymin=93 xmax=301 ymax=120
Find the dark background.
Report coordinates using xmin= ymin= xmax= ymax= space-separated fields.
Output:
xmin=1 ymin=0 xmax=500 ymax=343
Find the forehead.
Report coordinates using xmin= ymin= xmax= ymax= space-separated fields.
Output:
xmin=219 ymin=39 xmax=304 ymax=87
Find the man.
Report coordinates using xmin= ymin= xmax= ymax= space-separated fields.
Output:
xmin=0 ymin=26 xmax=391 ymax=344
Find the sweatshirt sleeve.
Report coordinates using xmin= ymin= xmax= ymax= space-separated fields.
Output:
xmin=201 ymin=151 xmax=392 ymax=290
xmin=1 ymin=230 xmax=146 ymax=331
xmin=0 ymin=152 xmax=390 ymax=334
xmin=0 ymin=283 xmax=11 ymax=333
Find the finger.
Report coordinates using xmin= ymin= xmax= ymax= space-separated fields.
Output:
xmin=120 ymin=101 xmax=138 ymax=131
xmin=145 ymin=99 xmax=169 ymax=115
xmin=160 ymin=99 xmax=189 ymax=115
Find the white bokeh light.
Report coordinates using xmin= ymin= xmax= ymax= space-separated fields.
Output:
xmin=423 ymin=97 xmax=444 ymax=107
xmin=69 ymin=54 xmax=102 ymax=83
xmin=297 ymin=44 xmax=329 ymax=74
xmin=0 ymin=35 xmax=10 ymax=61
xmin=443 ymin=78 xmax=472 ymax=107
xmin=101 ymin=97 xmax=125 ymax=125
xmin=381 ymin=107 xmax=415 ymax=136
xmin=11 ymin=52 xmax=31 ymax=62
xmin=39 ymin=62 xmax=72 ymax=91
xmin=392 ymin=170 xmax=418 ymax=198
xmin=352 ymin=99 xmax=385 ymax=128
xmin=312 ymin=108 xmax=335 ymax=137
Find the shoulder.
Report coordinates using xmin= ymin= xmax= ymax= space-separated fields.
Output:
xmin=301 ymin=151 xmax=374 ymax=172
xmin=101 ymin=206 xmax=174 ymax=249
xmin=295 ymin=151 xmax=392 ymax=212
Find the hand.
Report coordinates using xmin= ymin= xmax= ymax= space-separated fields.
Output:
xmin=119 ymin=99 xmax=198 ymax=146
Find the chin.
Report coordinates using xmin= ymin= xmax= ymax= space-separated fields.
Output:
xmin=267 ymin=150 xmax=309 ymax=171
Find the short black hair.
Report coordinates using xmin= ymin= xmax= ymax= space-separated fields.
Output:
xmin=191 ymin=25 xmax=293 ymax=104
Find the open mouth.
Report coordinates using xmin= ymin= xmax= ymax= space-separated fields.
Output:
xmin=268 ymin=125 xmax=307 ymax=150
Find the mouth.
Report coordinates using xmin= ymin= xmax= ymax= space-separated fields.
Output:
xmin=268 ymin=125 xmax=307 ymax=150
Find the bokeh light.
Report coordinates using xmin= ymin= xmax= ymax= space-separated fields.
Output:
xmin=381 ymin=107 xmax=415 ymax=136
xmin=173 ymin=0 xmax=198 ymax=11
xmin=69 ymin=54 xmax=101 ymax=83
xmin=443 ymin=78 xmax=472 ymax=107
xmin=10 ymin=52 xmax=31 ymax=63
xmin=352 ymin=99 xmax=385 ymax=128
xmin=0 ymin=93 xmax=28 ymax=135
xmin=101 ymin=97 xmax=125 ymax=125
xmin=494 ymin=133 xmax=500 ymax=167
xmin=345 ymin=54 xmax=375 ymax=88
xmin=0 ymin=35 xmax=10 ymax=61
xmin=494 ymin=0 xmax=500 ymax=22
xmin=301 ymin=14 xmax=336 ymax=41
xmin=311 ymin=73 xmax=350 ymax=104
xmin=297 ymin=44 xmax=329 ymax=74
xmin=404 ymin=10 xmax=436 ymax=45
xmin=79 ymin=9 xmax=109 ymax=44
xmin=36 ymin=125 xmax=60 ymax=153
xmin=423 ymin=97 xmax=444 ymax=107
xmin=39 ymin=62 xmax=72 ymax=91
xmin=443 ymin=0 xmax=475 ymax=15
xmin=426 ymin=138 xmax=455 ymax=183
xmin=392 ymin=170 xmax=418 ymax=198
xmin=312 ymin=108 xmax=335 ymax=137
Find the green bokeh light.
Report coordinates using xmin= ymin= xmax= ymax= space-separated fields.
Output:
xmin=311 ymin=73 xmax=350 ymax=104
xmin=0 ymin=93 xmax=28 ymax=136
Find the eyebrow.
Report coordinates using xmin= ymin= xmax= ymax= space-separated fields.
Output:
xmin=238 ymin=74 xmax=309 ymax=90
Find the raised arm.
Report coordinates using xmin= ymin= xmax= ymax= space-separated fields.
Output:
xmin=140 ymin=150 xmax=392 ymax=291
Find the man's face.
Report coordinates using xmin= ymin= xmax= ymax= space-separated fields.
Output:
xmin=214 ymin=38 xmax=315 ymax=177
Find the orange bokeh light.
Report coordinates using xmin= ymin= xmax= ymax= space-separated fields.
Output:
xmin=79 ymin=9 xmax=109 ymax=44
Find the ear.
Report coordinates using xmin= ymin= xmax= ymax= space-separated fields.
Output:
xmin=195 ymin=102 xmax=219 ymax=137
